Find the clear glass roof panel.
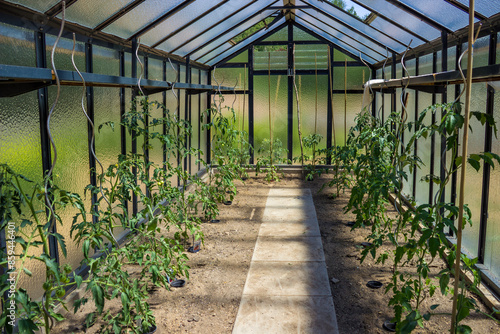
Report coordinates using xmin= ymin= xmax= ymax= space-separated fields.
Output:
xmin=171 ymin=0 xmax=278 ymax=56
xmin=355 ymin=0 xmax=440 ymax=41
xmin=296 ymin=12 xmax=386 ymax=60
xmin=152 ymin=0 xmax=254 ymax=50
xmin=61 ymin=0 xmax=134 ymax=29
xmin=300 ymin=0 xmax=406 ymax=52
xmin=299 ymin=8 xmax=392 ymax=56
xmin=397 ymin=0 xmax=477 ymax=31
xmin=263 ymin=26 xmax=288 ymax=42
xmin=368 ymin=16 xmax=424 ymax=48
xmin=294 ymin=18 xmax=380 ymax=64
xmin=207 ymin=17 xmax=286 ymax=66
xmin=7 ymin=0 xmax=59 ymax=12
xmin=174 ymin=10 xmax=275 ymax=60
xmin=457 ymin=0 xmax=500 ymax=17
xmin=140 ymin=0 xmax=224 ymax=46
xmin=293 ymin=26 xmax=319 ymax=41
xmin=102 ymin=0 xmax=186 ymax=39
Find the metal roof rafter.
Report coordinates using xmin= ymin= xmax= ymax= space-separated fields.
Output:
xmin=185 ymin=0 xmax=280 ymax=59
xmin=45 ymin=0 xmax=79 ymax=18
xmin=93 ymin=0 xmax=146 ymax=31
xmin=146 ymin=0 xmax=231 ymax=48
xmin=127 ymin=0 xmax=195 ymax=41
xmin=169 ymin=0 xmax=258 ymax=54
xmin=351 ymin=0 xmax=431 ymax=43
xmin=443 ymin=0 xmax=487 ymax=21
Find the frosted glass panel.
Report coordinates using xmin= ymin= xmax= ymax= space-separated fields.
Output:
xmin=402 ymin=91 xmax=416 ymax=199
xmin=8 ymin=0 xmax=59 ymax=12
xmin=293 ymin=26 xmax=318 ymax=41
xmin=0 ymin=91 xmax=46 ymax=299
xmin=0 ymin=22 xmax=35 ymax=67
xmin=333 ymin=66 xmax=369 ymax=90
xmin=93 ymin=45 xmax=120 ymax=76
xmin=332 ymin=94 xmax=362 ymax=147
xmin=461 ymin=84 xmax=487 ymax=258
xmin=46 ymin=35 xmax=85 ymax=72
xmin=295 ymin=44 xmax=328 ymax=70
xmin=190 ymin=94 xmax=200 ymax=173
xmin=460 ymin=36 xmax=490 ymax=70
xmin=141 ymin=0 xmax=224 ymax=47
xmin=47 ymin=86 xmax=91 ymax=272
xmin=213 ymin=67 xmax=247 ymax=89
xmin=148 ymin=57 xmax=164 ymax=81
xmin=263 ymin=26 xmax=287 ymax=42
xmin=148 ymin=92 xmax=165 ymax=168
xmin=102 ymin=0 xmax=186 ymax=39
xmin=414 ymin=93 xmax=433 ymax=205
xmin=254 ymin=75 xmax=288 ymax=159
xmin=227 ymin=50 xmax=248 ymax=63
xmin=63 ymin=0 xmax=134 ymax=28
xmin=419 ymin=53 xmax=433 ymax=75
xmin=293 ymin=75 xmax=328 ymax=159
xmin=254 ymin=46 xmax=288 ymax=71
xmin=484 ymin=87 xmax=500 ymax=279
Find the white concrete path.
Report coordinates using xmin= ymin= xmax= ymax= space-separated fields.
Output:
xmin=232 ymin=188 xmax=339 ymax=334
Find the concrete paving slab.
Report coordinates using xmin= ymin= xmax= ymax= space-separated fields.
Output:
xmin=242 ymin=261 xmax=331 ymax=296
xmin=252 ymin=236 xmax=325 ymax=262
xmin=233 ymin=295 xmax=338 ymax=334
xmin=258 ymin=219 xmax=320 ymax=237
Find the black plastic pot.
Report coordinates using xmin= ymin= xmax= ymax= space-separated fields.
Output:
xmin=383 ymin=320 xmax=396 ymax=332
xmin=143 ymin=324 xmax=157 ymax=334
xmin=366 ymin=280 xmax=383 ymax=289
xmin=211 ymin=219 xmax=220 ymax=223
xmin=360 ymin=242 xmax=373 ymax=248
xmin=346 ymin=221 xmax=356 ymax=227
xmin=170 ymin=279 xmax=186 ymax=288
xmin=223 ymin=200 xmax=232 ymax=205
xmin=188 ymin=245 xmax=200 ymax=253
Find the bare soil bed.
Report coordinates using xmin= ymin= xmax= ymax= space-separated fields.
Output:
xmin=54 ymin=174 xmax=500 ymax=333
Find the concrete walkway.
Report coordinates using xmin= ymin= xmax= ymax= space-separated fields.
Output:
xmin=232 ymin=188 xmax=339 ymax=333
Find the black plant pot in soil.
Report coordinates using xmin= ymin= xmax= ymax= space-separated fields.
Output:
xmin=346 ymin=221 xmax=356 ymax=227
xmin=383 ymin=320 xmax=396 ymax=332
xmin=366 ymin=280 xmax=383 ymax=289
xmin=169 ymin=279 xmax=186 ymax=288
xmin=143 ymin=324 xmax=157 ymax=334
xmin=211 ymin=219 xmax=220 ymax=223
xmin=360 ymin=242 xmax=373 ymax=248
xmin=223 ymin=200 xmax=232 ymax=205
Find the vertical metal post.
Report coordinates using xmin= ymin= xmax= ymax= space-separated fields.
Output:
xmin=162 ymin=59 xmax=167 ymax=172
xmin=144 ymin=55 xmax=150 ymax=198
xmin=185 ymin=56 xmax=191 ymax=174
xmin=391 ymin=52 xmax=397 ymax=126
xmin=207 ymin=69 xmax=212 ymax=165
xmin=440 ymin=32 xmax=448 ymax=213
xmin=131 ymin=38 xmax=138 ymax=216
xmin=85 ymin=41 xmax=98 ymax=223
xmin=287 ymin=23 xmax=294 ymax=162
xmin=429 ymin=51 xmax=437 ymax=205
xmin=478 ymin=32 xmax=496 ymax=263
xmin=412 ymin=57 xmax=419 ymax=200
xmin=35 ymin=30 xmax=59 ymax=263
xmin=119 ymin=51 xmax=126 ymax=156
xmin=371 ymin=68 xmax=377 ymax=117
xmin=326 ymin=44 xmax=333 ymax=165
xmin=198 ymin=69 xmax=202 ymax=171
xmin=248 ymin=47 xmax=255 ymax=164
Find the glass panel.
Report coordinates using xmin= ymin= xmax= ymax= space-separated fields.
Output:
xmin=62 ymin=0 xmax=134 ymax=29
xmin=293 ymin=75 xmax=328 ymax=159
xmin=263 ymin=26 xmax=288 ymax=42
xmin=124 ymin=52 xmax=140 ymax=78
xmin=299 ymin=2 xmax=405 ymax=52
xmin=402 ymin=90 xmax=416 ymax=199
xmin=414 ymin=92 xmax=433 ymax=205
xmin=0 ymin=22 xmax=36 ymax=67
xmin=254 ymin=75 xmax=288 ymax=160
xmin=295 ymin=17 xmax=381 ymax=64
xmin=167 ymin=0 xmax=277 ymax=56
xmin=419 ymin=53 xmax=433 ymax=75
xmin=0 ymin=91 xmax=46 ymax=299
xmin=8 ymin=0 xmax=59 ymax=12
xmin=397 ymin=0 xmax=477 ymax=31
xmin=190 ymin=93 xmax=200 ymax=173
xmin=357 ymin=0 xmax=440 ymax=42
xmin=254 ymin=45 xmax=287 ymax=71
xmin=213 ymin=67 xmax=247 ymax=89
xmin=448 ymin=46 xmax=457 ymax=72
xmin=148 ymin=57 xmax=164 ymax=81
xmin=141 ymin=0 xmax=224 ymax=47
xmin=334 ymin=49 xmax=355 ymax=62
xmin=93 ymin=45 xmax=120 ymax=76
xmin=484 ymin=83 xmax=500 ymax=279
xmin=457 ymin=0 xmax=500 ymax=17
xmin=333 ymin=65 xmax=369 ymax=90
xmin=227 ymin=50 xmax=248 ymax=63
xmin=47 ymin=86 xmax=91 ymax=271
xmin=295 ymin=44 xmax=328 ymax=70
xmin=461 ymin=83 xmax=486 ymax=258
xmin=293 ymin=25 xmax=319 ymax=41
xmin=46 ymin=35 xmax=85 ymax=72
xmin=102 ymin=0 xmax=186 ymax=39
xmin=189 ymin=12 xmax=277 ymax=62
xmin=332 ymin=93 xmax=363 ymax=146
xmin=148 ymin=92 xmax=165 ymax=169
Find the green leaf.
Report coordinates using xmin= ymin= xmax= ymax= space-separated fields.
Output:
xmin=91 ymin=284 xmax=104 ymax=313
xmin=455 ymin=156 xmax=463 ymax=168
xmin=439 ymin=274 xmax=450 ymax=295
xmin=457 ymin=324 xmax=472 ymax=334
xmin=121 ymin=292 xmax=130 ymax=315
xmin=467 ymin=158 xmax=480 ymax=172
xmin=430 ymin=304 xmax=440 ymax=310
xmin=83 ymin=239 xmax=90 ymax=260
xmin=18 ymin=319 xmax=38 ymax=334
xmin=75 ymin=274 xmax=83 ymax=288
xmin=22 ymin=267 xmax=32 ymax=277
xmin=428 ymin=238 xmax=440 ymax=258
xmin=40 ymin=254 xmax=59 ymax=280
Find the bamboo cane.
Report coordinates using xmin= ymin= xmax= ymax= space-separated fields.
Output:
xmin=344 ymin=58 xmax=347 ymax=145
xmin=293 ymin=45 xmax=305 ymax=177
xmin=451 ymin=0 xmax=475 ymax=332
xmin=268 ymin=52 xmax=273 ymax=170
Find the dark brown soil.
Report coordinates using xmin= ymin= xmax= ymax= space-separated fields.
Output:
xmin=53 ymin=174 xmax=500 ymax=334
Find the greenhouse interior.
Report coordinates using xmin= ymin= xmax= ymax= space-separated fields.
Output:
xmin=2 ymin=0 xmax=500 ymax=333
